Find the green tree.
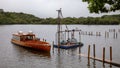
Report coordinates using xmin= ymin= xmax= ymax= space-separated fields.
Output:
xmin=82 ymin=0 xmax=120 ymax=13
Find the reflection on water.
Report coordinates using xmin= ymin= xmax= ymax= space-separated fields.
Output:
xmin=12 ymin=44 xmax=51 ymax=59
xmin=52 ymin=47 xmax=116 ymax=68
xmin=0 ymin=25 xmax=120 ymax=68
xmin=52 ymin=47 xmax=82 ymax=68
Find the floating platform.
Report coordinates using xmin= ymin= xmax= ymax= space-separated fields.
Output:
xmin=53 ymin=43 xmax=83 ymax=49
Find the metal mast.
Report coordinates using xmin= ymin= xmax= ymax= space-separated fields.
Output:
xmin=56 ymin=8 xmax=62 ymax=51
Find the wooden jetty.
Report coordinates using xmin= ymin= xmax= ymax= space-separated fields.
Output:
xmin=78 ymin=45 xmax=120 ymax=67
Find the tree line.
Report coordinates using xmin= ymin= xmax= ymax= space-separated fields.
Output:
xmin=0 ymin=12 xmax=120 ymax=25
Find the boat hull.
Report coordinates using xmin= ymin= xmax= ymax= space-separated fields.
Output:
xmin=11 ymin=39 xmax=51 ymax=52
xmin=53 ymin=43 xmax=83 ymax=49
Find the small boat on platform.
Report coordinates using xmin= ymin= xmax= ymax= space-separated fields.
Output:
xmin=53 ymin=8 xmax=83 ymax=49
xmin=53 ymin=29 xmax=83 ymax=49
xmin=11 ymin=31 xmax=51 ymax=52
xmin=53 ymin=42 xmax=83 ymax=49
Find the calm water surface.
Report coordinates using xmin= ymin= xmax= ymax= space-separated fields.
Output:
xmin=0 ymin=25 xmax=120 ymax=68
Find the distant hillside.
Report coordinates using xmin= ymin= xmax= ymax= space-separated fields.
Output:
xmin=0 ymin=12 xmax=42 ymax=24
xmin=0 ymin=12 xmax=120 ymax=25
xmin=76 ymin=14 xmax=120 ymax=25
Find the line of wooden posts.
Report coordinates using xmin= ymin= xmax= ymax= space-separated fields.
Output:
xmin=52 ymin=42 xmax=120 ymax=67
xmin=80 ymin=31 xmax=101 ymax=36
xmin=80 ymin=30 xmax=119 ymax=39
xmin=86 ymin=44 xmax=120 ymax=67
xmin=105 ymin=31 xmax=118 ymax=39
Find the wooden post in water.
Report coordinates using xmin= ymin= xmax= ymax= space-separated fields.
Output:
xmin=103 ymin=47 xmax=105 ymax=66
xmin=99 ymin=32 xmax=101 ymax=36
xmin=107 ymin=32 xmax=109 ymax=38
xmin=79 ymin=32 xmax=81 ymax=42
xmin=93 ymin=44 xmax=96 ymax=58
xmin=52 ymin=41 xmax=54 ymax=53
xmin=89 ymin=32 xmax=90 ymax=35
xmin=88 ymin=45 xmax=90 ymax=59
xmin=110 ymin=46 xmax=112 ymax=62
xmin=105 ymin=31 xmax=109 ymax=38
xmin=96 ymin=32 xmax=98 ymax=36
xmin=110 ymin=46 xmax=112 ymax=67
xmin=88 ymin=45 xmax=90 ymax=66
xmin=92 ymin=44 xmax=96 ymax=67
xmin=79 ymin=46 xmax=81 ymax=54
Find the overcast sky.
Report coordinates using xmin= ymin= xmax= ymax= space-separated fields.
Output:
xmin=0 ymin=0 xmax=120 ymax=18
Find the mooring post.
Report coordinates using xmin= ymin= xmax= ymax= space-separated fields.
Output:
xmin=93 ymin=47 xmax=96 ymax=68
xmin=96 ymin=32 xmax=98 ymax=36
xmin=88 ymin=45 xmax=90 ymax=59
xmin=110 ymin=46 xmax=112 ymax=62
xmin=110 ymin=46 xmax=112 ymax=67
xmin=89 ymin=32 xmax=90 ymax=35
xmin=79 ymin=32 xmax=81 ymax=42
xmin=88 ymin=45 xmax=90 ymax=66
xmin=52 ymin=41 xmax=54 ymax=53
xmin=103 ymin=47 xmax=105 ymax=66
xmin=93 ymin=44 xmax=96 ymax=58
xmin=99 ymin=32 xmax=101 ymax=36
xmin=79 ymin=46 xmax=81 ymax=54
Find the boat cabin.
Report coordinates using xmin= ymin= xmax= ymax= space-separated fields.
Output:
xmin=12 ymin=31 xmax=36 ymax=41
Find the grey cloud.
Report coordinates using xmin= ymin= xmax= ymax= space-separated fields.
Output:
xmin=0 ymin=0 xmax=119 ymax=18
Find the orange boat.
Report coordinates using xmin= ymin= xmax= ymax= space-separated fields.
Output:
xmin=11 ymin=31 xmax=51 ymax=52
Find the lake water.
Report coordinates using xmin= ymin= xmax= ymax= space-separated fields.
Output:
xmin=0 ymin=25 xmax=120 ymax=68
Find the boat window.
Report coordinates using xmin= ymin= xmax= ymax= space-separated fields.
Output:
xmin=26 ymin=36 xmax=33 ymax=40
xmin=12 ymin=35 xmax=20 ymax=41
